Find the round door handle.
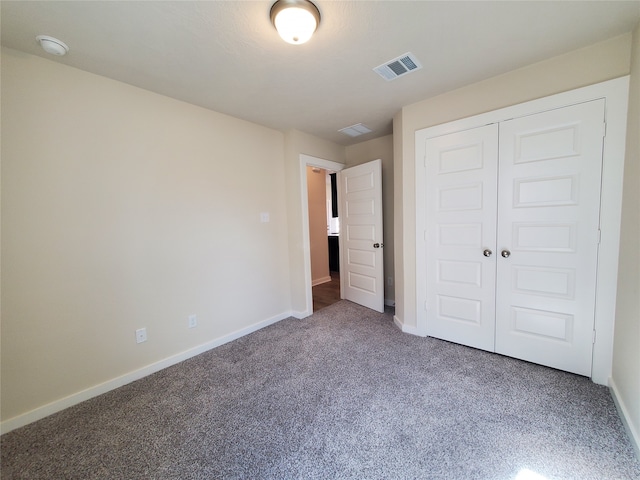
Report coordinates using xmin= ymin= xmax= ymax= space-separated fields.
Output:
xmin=483 ymin=249 xmax=492 ymax=257
xmin=374 ymin=243 xmax=382 ymax=248
xmin=501 ymin=249 xmax=511 ymax=258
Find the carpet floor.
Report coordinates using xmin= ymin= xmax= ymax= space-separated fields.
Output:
xmin=2 ymin=300 xmax=639 ymax=479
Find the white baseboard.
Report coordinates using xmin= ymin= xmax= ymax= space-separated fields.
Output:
xmin=393 ymin=315 xmax=427 ymax=337
xmin=610 ymin=377 xmax=640 ymax=460
xmin=291 ymin=309 xmax=311 ymax=319
xmin=311 ymin=276 xmax=332 ymax=287
xmin=0 ymin=311 xmax=292 ymax=435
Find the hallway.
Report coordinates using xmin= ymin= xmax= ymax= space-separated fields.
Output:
xmin=312 ymin=272 xmax=340 ymax=312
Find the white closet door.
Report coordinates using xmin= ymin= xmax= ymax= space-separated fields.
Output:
xmin=495 ymin=100 xmax=606 ymax=376
xmin=424 ymin=124 xmax=499 ymax=351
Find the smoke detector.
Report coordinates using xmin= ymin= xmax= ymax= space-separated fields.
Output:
xmin=373 ymin=52 xmax=422 ymax=81
xmin=36 ymin=35 xmax=69 ymax=56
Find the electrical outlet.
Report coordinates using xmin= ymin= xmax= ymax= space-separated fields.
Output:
xmin=188 ymin=314 xmax=197 ymax=328
xmin=260 ymin=212 xmax=270 ymax=223
xmin=135 ymin=328 xmax=147 ymax=344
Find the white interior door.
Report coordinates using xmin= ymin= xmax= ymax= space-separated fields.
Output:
xmin=495 ymin=99 xmax=606 ymax=376
xmin=423 ymin=124 xmax=499 ymax=351
xmin=339 ymin=159 xmax=384 ymax=313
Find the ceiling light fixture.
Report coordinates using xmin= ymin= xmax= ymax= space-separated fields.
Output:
xmin=36 ymin=35 xmax=69 ymax=56
xmin=270 ymin=0 xmax=321 ymax=45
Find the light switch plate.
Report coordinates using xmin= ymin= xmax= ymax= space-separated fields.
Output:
xmin=135 ymin=328 xmax=147 ymax=343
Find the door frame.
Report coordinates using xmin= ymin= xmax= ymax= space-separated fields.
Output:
xmin=299 ymin=154 xmax=345 ymax=316
xmin=415 ymin=76 xmax=630 ymax=385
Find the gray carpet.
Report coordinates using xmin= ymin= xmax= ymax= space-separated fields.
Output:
xmin=2 ymin=300 xmax=639 ymax=479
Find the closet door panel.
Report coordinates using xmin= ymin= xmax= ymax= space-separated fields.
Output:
xmin=423 ymin=124 xmax=498 ymax=351
xmin=495 ymin=100 xmax=606 ymax=376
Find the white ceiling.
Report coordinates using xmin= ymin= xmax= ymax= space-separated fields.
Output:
xmin=2 ymin=1 xmax=639 ymax=146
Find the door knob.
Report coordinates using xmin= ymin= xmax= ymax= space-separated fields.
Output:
xmin=501 ymin=249 xmax=511 ymax=258
xmin=483 ymin=249 xmax=492 ymax=257
xmin=373 ymin=243 xmax=383 ymax=248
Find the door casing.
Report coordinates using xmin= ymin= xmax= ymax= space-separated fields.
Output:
xmin=299 ymin=154 xmax=345 ymax=318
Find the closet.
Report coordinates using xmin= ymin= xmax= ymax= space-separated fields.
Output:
xmin=415 ymin=79 xmax=628 ymax=380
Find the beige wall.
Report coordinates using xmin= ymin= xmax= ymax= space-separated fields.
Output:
xmin=613 ymin=23 xmax=640 ymax=453
xmin=284 ymin=130 xmax=345 ymax=315
xmin=306 ymin=167 xmax=330 ymax=284
xmin=1 ymin=48 xmax=292 ymax=422
xmin=394 ymin=33 xmax=633 ymax=329
xmin=345 ymin=135 xmax=394 ymax=304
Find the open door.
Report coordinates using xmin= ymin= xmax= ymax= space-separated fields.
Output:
xmin=339 ymin=159 xmax=384 ymax=313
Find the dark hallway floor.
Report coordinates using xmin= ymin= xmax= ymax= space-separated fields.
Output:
xmin=312 ymin=271 xmax=340 ymax=312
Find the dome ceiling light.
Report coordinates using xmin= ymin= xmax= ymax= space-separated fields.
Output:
xmin=270 ymin=0 xmax=321 ymax=45
xmin=36 ymin=35 xmax=69 ymax=56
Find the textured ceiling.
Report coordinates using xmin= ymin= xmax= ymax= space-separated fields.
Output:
xmin=2 ymin=1 xmax=639 ymax=146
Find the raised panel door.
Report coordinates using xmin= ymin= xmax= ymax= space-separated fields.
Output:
xmin=495 ymin=100 xmax=605 ymax=376
xmin=423 ymin=124 xmax=499 ymax=351
xmin=339 ymin=159 xmax=384 ymax=313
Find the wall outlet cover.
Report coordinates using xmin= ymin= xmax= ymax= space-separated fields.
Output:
xmin=135 ymin=328 xmax=147 ymax=343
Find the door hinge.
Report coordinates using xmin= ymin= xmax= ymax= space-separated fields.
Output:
xmin=592 ymin=330 xmax=597 ymax=344
xmin=602 ymin=122 xmax=607 ymax=138
xmin=424 ymin=301 xmax=429 ymax=311
xmin=597 ymin=229 xmax=602 ymax=245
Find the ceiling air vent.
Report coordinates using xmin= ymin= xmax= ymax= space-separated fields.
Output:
xmin=373 ymin=52 xmax=422 ymax=81
xmin=339 ymin=123 xmax=372 ymax=138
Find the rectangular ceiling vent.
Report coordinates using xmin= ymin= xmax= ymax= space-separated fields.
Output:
xmin=339 ymin=123 xmax=372 ymax=137
xmin=373 ymin=52 xmax=422 ymax=81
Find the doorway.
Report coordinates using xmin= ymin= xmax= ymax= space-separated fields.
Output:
xmin=299 ymin=154 xmax=345 ymax=316
xmin=306 ymin=165 xmax=341 ymax=311
xmin=300 ymin=154 xmax=386 ymax=315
